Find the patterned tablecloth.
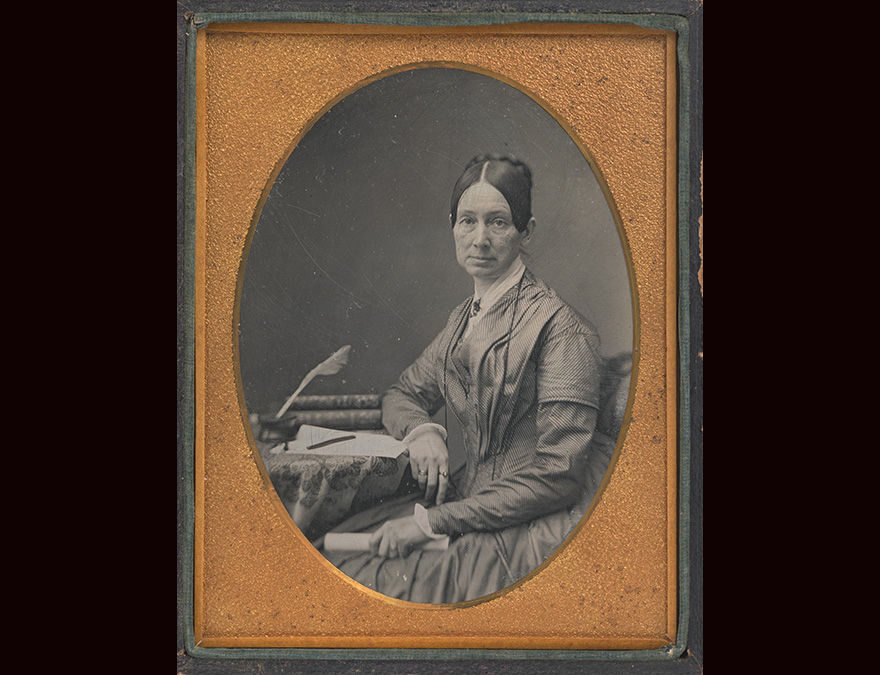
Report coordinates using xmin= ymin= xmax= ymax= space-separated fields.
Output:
xmin=259 ymin=441 xmax=408 ymax=540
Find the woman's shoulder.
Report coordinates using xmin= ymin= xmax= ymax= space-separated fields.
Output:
xmin=521 ymin=270 xmax=599 ymax=338
xmin=432 ymin=296 xmax=472 ymax=339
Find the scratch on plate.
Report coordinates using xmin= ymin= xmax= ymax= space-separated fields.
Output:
xmin=359 ymin=269 xmax=422 ymax=335
xmin=280 ymin=208 xmax=365 ymax=309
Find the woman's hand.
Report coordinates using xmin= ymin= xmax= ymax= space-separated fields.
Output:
xmin=406 ymin=429 xmax=450 ymax=505
xmin=368 ymin=516 xmax=432 ymax=558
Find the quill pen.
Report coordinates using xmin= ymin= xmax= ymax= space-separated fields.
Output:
xmin=275 ymin=345 xmax=352 ymax=418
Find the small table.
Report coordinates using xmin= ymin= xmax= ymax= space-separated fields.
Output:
xmin=257 ymin=436 xmax=409 ymax=539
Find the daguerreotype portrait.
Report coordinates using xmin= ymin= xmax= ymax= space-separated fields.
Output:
xmin=181 ymin=9 xmax=700 ymax=662
xmin=238 ymin=66 xmax=633 ymax=604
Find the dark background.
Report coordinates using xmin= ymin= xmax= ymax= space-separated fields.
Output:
xmin=238 ymin=67 xmax=634 ymax=420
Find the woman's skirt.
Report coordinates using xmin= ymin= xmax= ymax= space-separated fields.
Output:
xmin=319 ymin=431 xmax=614 ymax=604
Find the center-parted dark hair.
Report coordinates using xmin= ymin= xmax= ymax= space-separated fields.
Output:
xmin=450 ymin=154 xmax=533 ymax=232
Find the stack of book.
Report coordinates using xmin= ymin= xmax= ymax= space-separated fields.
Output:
xmin=283 ymin=394 xmax=384 ymax=430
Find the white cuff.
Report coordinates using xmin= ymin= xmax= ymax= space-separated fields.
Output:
xmin=402 ymin=422 xmax=447 ymax=445
xmin=413 ymin=503 xmax=445 ymax=539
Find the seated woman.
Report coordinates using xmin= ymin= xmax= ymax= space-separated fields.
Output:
xmin=322 ymin=154 xmax=615 ymax=604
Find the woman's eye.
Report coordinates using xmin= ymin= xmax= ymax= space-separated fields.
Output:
xmin=491 ymin=219 xmax=509 ymax=228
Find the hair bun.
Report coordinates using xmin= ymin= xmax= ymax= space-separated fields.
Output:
xmin=465 ymin=152 xmax=520 ymax=168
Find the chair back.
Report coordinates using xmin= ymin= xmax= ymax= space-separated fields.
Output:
xmin=596 ymin=352 xmax=633 ymax=440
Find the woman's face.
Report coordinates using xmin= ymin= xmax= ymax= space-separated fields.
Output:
xmin=452 ymin=182 xmax=533 ymax=284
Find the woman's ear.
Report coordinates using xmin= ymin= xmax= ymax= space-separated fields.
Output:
xmin=449 ymin=213 xmax=454 ymax=229
xmin=521 ymin=217 xmax=537 ymax=244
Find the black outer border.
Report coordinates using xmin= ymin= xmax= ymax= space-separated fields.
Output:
xmin=176 ymin=3 xmax=703 ymax=672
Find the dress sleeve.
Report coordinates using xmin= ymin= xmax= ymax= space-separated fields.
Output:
xmin=425 ymin=314 xmax=601 ymax=535
xmin=426 ymin=401 xmax=597 ymax=535
xmin=380 ymin=330 xmax=448 ymax=440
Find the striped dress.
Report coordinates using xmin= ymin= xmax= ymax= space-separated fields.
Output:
xmin=322 ymin=269 xmax=615 ymax=603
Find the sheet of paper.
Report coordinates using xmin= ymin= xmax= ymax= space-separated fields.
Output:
xmin=269 ymin=425 xmax=407 ymax=458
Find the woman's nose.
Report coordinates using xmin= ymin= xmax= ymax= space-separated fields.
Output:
xmin=472 ymin=221 xmax=491 ymax=246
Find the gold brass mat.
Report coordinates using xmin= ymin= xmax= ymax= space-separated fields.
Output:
xmin=193 ymin=22 xmax=677 ymax=649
